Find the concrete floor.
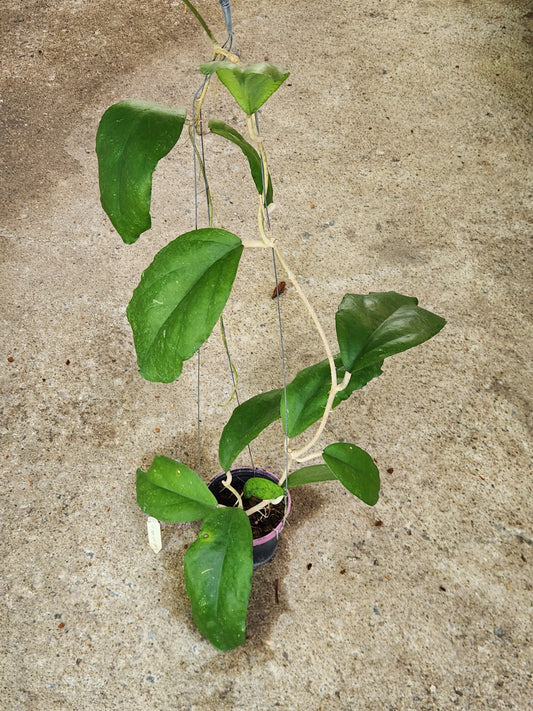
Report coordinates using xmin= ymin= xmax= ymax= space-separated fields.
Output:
xmin=1 ymin=1 xmax=531 ymax=709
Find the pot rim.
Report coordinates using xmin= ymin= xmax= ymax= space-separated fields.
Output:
xmin=208 ymin=466 xmax=291 ymax=546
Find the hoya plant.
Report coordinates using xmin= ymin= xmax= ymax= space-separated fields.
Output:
xmin=96 ymin=0 xmax=445 ymax=652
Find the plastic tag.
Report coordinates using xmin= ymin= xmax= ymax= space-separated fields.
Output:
xmin=147 ymin=516 xmax=162 ymax=554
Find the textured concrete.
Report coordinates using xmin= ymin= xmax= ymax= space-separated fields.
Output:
xmin=1 ymin=1 xmax=532 ymax=709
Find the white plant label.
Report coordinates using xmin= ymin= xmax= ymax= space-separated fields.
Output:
xmin=147 ymin=516 xmax=162 ymax=554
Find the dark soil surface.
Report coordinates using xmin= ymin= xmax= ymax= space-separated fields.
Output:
xmin=209 ymin=471 xmax=286 ymax=539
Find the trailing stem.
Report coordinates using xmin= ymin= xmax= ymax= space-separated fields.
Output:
xmin=245 ymin=495 xmax=284 ymax=518
xmin=187 ymin=2 xmax=350 ymax=499
xmin=221 ymin=470 xmax=243 ymax=508
xmin=188 ymin=121 xmax=214 ymax=227
xmin=245 ymin=115 xmax=343 ymax=483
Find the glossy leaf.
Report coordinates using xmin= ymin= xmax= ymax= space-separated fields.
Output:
xmin=185 ymin=507 xmax=253 ymax=651
xmin=136 ymin=456 xmax=217 ymax=522
xmin=96 ymin=100 xmax=186 ymax=244
xmin=209 ymin=120 xmax=273 ymax=204
xmin=242 ymin=477 xmax=285 ymax=501
xmin=322 ymin=443 xmax=380 ymax=506
xmin=336 ymin=292 xmax=446 ymax=373
xmin=200 ymin=61 xmax=289 ymax=115
xmin=127 ymin=228 xmax=243 ymax=383
xmin=287 ymin=465 xmax=336 ymax=488
xmin=282 ymin=355 xmax=383 ymax=438
xmin=219 ymin=388 xmax=282 ymax=471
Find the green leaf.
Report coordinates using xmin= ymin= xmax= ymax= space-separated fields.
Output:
xmin=242 ymin=477 xmax=285 ymax=500
xmin=200 ymin=61 xmax=289 ymax=115
xmin=336 ymin=292 xmax=446 ymax=373
xmin=287 ymin=465 xmax=336 ymax=488
xmin=185 ymin=507 xmax=253 ymax=651
xmin=219 ymin=353 xmax=382 ymax=460
xmin=96 ymin=100 xmax=186 ymax=244
xmin=127 ymin=228 xmax=243 ymax=383
xmin=322 ymin=443 xmax=380 ymax=506
xmin=282 ymin=355 xmax=383 ymax=438
xmin=136 ymin=456 xmax=217 ymax=522
xmin=208 ymin=120 xmax=273 ymax=204
xmin=219 ymin=389 xmax=282 ymax=471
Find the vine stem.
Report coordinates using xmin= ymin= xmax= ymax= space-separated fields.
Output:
xmin=293 ymin=449 xmax=324 ymax=464
xmin=221 ymin=470 xmax=243 ymax=508
xmin=245 ymin=495 xmax=284 ymax=518
xmin=187 ymin=5 xmax=344 ymax=502
xmin=212 ymin=46 xmax=240 ymax=63
xmin=245 ymin=116 xmax=341 ymax=478
xmin=184 ymin=1 xmax=292 ymax=514
xmin=291 ymin=370 xmax=351 ymax=462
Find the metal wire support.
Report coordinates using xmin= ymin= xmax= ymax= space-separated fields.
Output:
xmin=254 ymin=113 xmax=290 ymax=489
xmin=191 ymin=79 xmax=212 ymax=475
xmin=220 ymin=317 xmax=256 ymax=471
xmin=270 ymin=248 xmax=290 ymax=490
xmin=218 ymin=0 xmax=234 ymax=49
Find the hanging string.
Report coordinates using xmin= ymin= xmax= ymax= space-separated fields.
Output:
xmin=191 ymin=0 xmax=235 ymax=475
xmin=197 ymin=0 xmax=255 ymax=475
xmin=254 ymin=112 xmax=290 ymax=491
xmin=220 ymin=318 xmax=256 ymax=471
xmin=191 ymin=78 xmax=212 ymax=475
xmin=255 ymin=111 xmax=271 ymax=229
xmin=191 ymin=19 xmax=245 ymax=475
xmin=270 ymin=250 xmax=290 ymax=489
xmin=192 ymin=0 xmax=273 ymax=480
xmin=192 ymin=80 xmax=212 ymax=228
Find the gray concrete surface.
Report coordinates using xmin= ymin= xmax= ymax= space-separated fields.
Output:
xmin=1 ymin=1 xmax=531 ymax=709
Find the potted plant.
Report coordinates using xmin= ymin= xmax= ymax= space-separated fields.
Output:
xmin=96 ymin=0 xmax=445 ymax=652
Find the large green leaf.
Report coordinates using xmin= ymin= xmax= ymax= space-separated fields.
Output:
xmin=218 ymin=389 xmax=282 ymax=472
xmin=282 ymin=355 xmax=383 ymax=438
xmin=127 ymin=228 xmax=243 ymax=383
xmin=208 ymin=120 xmax=273 ymax=204
xmin=336 ymin=292 xmax=446 ymax=374
xmin=287 ymin=464 xmax=336 ymax=488
xmin=185 ymin=507 xmax=253 ymax=651
xmin=219 ymin=355 xmax=382 ymax=456
xmin=96 ymin=100 xmax=186 ymax=244
xmin=200 ymin=61 xmax=289 ymax=115
xmin=322 ymin=443 xmax=380 ymax=506
xmin=136 ymin=456 xmax=217 ymax=522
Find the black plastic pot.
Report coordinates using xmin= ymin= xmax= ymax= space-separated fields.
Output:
xmin=208 ymin=467 xmax=291 ymax=568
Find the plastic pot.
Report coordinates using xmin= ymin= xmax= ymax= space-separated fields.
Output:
xmin=208 ymin=467 xmax=291 ymax=568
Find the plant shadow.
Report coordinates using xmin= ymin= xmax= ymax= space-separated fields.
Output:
xmin=213 ymin=483 xmax=328 ymax=668
xmin=158 ymin=479 xmax=328 ymax=662
xmin=245 ymin=483 xmax=327 ymax=641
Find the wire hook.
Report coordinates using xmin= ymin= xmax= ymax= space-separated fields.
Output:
xmin=218 ymin=0 xmax=234 ymax=49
